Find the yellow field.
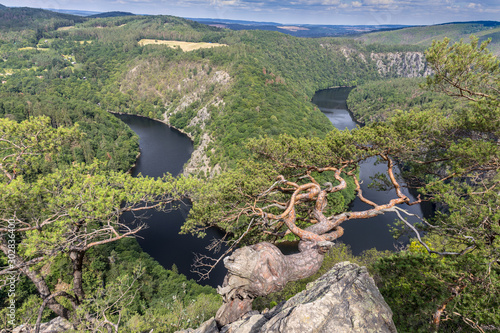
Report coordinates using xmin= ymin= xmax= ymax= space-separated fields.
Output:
xmin=137 ymin=39 xmax=227 ymax=51
xmin=18 ymin=47 xmax=49 ymax=51
xmin=57 ymin=26 xmax=74 ymax=31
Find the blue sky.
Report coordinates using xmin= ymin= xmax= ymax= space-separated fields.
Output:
xmin=2 ymin=0 xmax=499 ymax=25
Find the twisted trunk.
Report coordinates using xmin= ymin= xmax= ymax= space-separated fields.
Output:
xmin=214 ymin=161 xmax=411 ymax=327
xmin=215 ymin=239 xmax=331 ymax=327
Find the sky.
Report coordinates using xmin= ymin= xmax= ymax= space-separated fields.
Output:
xmin=2 ymin=0 xmax=499 ymax=25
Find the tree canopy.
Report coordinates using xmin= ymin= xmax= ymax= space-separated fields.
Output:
xmin=0 ymin=116 xmax=209 ymax=331
xmin=185 ymin=36 xmax=500 ymax=331
xmin=1 ymin=7 xmax=499 ymax=330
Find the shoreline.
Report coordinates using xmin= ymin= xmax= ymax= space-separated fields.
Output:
xmin=108 ymin=110 xmax=195 ymax=143
xmin=315 ymin=86 xmax=365 ymax=128
xmin=109 ymin=110 xmax=195 ymax=175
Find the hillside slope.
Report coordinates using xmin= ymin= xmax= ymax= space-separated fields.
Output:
xmin=357 ymin=21 xmax=500 ymax=55
xmin=0 ymin=5 xmax=85 ymax=31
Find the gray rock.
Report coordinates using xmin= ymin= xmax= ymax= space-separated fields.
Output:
xmin=175 ymin=317 xmax=219 ymax=333
xmin=11 ymin=317 xmax=73 ymax=333
xmin=371 ymin=52 xmax=432 ymax=78
xmin=184 ymin=261 xmax=397 ymax=333
xmin=221 ymin=314 xmax=267 ymax=333
xmin=260 ymin=261 xmax=397 ymax=333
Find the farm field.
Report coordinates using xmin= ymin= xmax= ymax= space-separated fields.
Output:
xmin=137 ymin=39 xmax=227 ymax=51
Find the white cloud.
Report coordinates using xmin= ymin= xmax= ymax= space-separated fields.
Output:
xmin=363 ymin=0 xmax=394 ymax=5
xmin=322 ymin=0 xmax=340 ymax=4
xmin=467 ymin=2 xmax=481 ymax=8
xmin=335 ymin=1 xmax=362 ymax=8
xmin=211 ymin=0 xmax=239 ymax=5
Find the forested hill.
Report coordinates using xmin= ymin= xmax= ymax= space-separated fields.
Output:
xmin=1 ymin=12 xmax=413 ymax=174
xmin=0 ymin=9 xmax=440 ymax=174
xmin=1 ymin=6 xmax=499 ymax=333
xmin=0 ymin=5 xmax=86 ymax=31
xmin=356 ymin=21 xmax=500 ymax=55
xmin=88 ymin=11 xmax=136 ymax=18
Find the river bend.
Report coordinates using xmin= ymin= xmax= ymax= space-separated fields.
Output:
xmin=116 ymin=87 xmax=424 ymax=288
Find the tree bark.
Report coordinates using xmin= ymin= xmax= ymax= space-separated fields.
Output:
xmin=0 ymin=238 xmax=70 ymax=320
xmin=215 ymin=239 xmax=329 ymax=326
xmin=69 ymin=249 xmax=85 ymax=303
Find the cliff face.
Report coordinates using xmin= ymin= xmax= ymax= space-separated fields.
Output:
xmin=337 ymin=46 xmax=431 ymax=79
xmin=178 ymin=261 xmax=397 ymax=333
xmin=370 ymin=52 xmax=432 ymax=78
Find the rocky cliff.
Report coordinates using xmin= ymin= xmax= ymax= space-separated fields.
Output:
xmin=371 ymin=52 xmax=432 ymax=78
xmin=337 ymin=46 xmax=431 ymax=79
xmin=177 ymin=261 xmax=397 ymax=333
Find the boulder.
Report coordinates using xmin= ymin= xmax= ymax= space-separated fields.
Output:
xmin=177 ymin=261 xmax=397 ymax=333
xmin=10 ymin=317 xmax=73 ymax=333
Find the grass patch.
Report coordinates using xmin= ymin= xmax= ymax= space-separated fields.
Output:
xmin=137 ymin=39 xmax=227 ymax=51
xmin=18 ymin=47 xmax=49 ymax=51
xmin=57 ymin=26 xmax=74 ymax=31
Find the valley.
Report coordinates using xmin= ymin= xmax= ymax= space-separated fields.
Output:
xmin=0 ymin=4 xmax=498 ymax=332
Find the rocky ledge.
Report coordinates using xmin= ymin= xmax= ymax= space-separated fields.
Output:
xmin=177 ymin=261 xmax=397 ymax=333
xmin=5 ymin=317 xmax=73 ymax=333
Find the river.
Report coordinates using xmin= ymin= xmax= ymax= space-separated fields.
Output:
xmin=115 ymin=87 xmax=424 ymax=288
xmin=312 ymin=87 xmax=424 ymax=254
xmin=115 ymin=114 xmax=228 ymax=287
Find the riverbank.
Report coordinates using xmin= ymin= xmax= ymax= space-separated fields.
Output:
xmin=111 ymin=112 xmax=228 ymax=287
xmin=109 ymin=110 xmax=195 ymax=142
xmin=109 ymin=110 xmax=209 ymax=178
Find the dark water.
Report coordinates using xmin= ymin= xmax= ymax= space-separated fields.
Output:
xmin=115 ymin=114 xmax=227 ymax=287
xmin=312 ymin=87 xmax=359 ymax=131
xmin=116 ymin=86 xmax=423 ymax=285
xmin=312 ymin=88 xmax=424 ymax=254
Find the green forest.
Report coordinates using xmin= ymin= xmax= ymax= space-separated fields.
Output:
xmin=0 ymin=4 xmax=498 ymax=332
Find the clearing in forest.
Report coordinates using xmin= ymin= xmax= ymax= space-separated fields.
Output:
xmin=137 ymin=39 xmax=227 ymax=51
xmin=57 ymin=26 xmax=74 ymax=31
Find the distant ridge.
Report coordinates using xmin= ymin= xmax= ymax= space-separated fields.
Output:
xmin=46 ymin=8 xmax=101 ymax=16
xmin=188 ymin=17 xmax=411 ymax=38
xmin=356 ymin=20 xmax=500 ymax=56
xmin=187 ymin=17 xmax=282 ymax=26
xmin=437 ymin=20 xmax=500 ymax=27
xmin=89 ymin=11 xmax=135 ymax=18
xmin=45 ymin=8 xmax=137 ymax=17
xmin=0 ymin=5 xmax=85 ymax=30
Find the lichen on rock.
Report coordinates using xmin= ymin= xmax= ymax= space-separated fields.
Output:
xmin=177 ymin=261 xmax=397 ymax=333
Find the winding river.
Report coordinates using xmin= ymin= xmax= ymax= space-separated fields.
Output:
xmin=116 ymin=87 xmax=424 ymax=287
xmin=115 ymin=114 xmax=227 ymax=287
xmin=312 ymin=87 xmax=424 ymax=254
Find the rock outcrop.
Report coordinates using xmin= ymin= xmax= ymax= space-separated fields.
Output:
xmin=7 ymin=317 xmax=73 ymax=333
xmin=371 ymin=52 xmax=432 ymax=78
xmin=177 ymin=261 xmax=397 ymax=333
